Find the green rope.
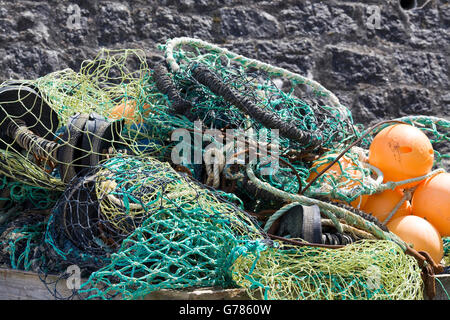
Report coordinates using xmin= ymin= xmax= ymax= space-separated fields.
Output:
xmin=246 ymin=158 xmax=407 ymax=249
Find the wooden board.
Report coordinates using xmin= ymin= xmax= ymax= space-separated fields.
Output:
xmin=0 ymin=267 xmax=448 ymax=300
xmin=0 ymin=268 xmax=74 ymax=300
xmin=0 ymin=267 xmax=249 ymax=300
xmin=432 ymin=274 xmax=450 ymax=300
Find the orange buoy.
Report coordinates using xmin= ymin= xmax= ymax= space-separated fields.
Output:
xmin=386 ymin=215 xmax=443 ymax=264
xmin=308 ymin=153 xmax=368 ymax=209
xmin=361 ymin=189 xmax=411 ymax=224
xmin=368 ymin=124 xmax=434 ymax=189
xmin=411 ymin=172 xmax=450 ymax=237
xmin=109 ymin=100 xmax=151 ymax=123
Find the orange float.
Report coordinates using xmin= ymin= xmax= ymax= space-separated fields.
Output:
xmin=386 ymin=215 xmax=443 ymax=264
xmin=308 ymin=153 xmax=368 ymax=209
xmin=411 ymin=172 xmax=450 ymax=237
xmin=361 ymin=189 xmax=411 ymax=224
xmin=109 ymin=100 xmax=151 ymax=123
xmin=368 ymin=124 xmax=434 ymax=189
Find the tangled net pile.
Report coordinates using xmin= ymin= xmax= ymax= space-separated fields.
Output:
xmin=0 ymin=37 xmax=448 ymax=300
xmin=231 ymin=240 xmax=422 ymax=300
xmin=42 ymin=155 xmax=264 ymax=299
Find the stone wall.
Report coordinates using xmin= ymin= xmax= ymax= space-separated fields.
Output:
xmin=0 ymin=0 xmax=448 ymax=125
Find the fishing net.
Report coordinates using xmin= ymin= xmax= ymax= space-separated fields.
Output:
xmin=0 ymin=211 xmax=49 ymax=271
xmin=0 ymin=49 xmax=175 ymax=190
xmin=42 ymin=155 xmax=266 ymax=299
xmin=0 ymin=173 xmax=59 ymax=271
xmin=41 ymin=149 xmax=425 ymax=301
xmin=151 ymin=38 xmax=364 ymax=211
xmin=444 ymin=238 xmax=450 ymax=269
xmin=231 ymin=239 xmax=423 ymax=300
xmin=0 ymin=38 xmax=447 ymax=301
xmin=0 ymin=175 xmax=59 ymax=213
xmin=160 ymin=38 xmax=357 ymax=149
xmin=153 ymin=38 xmax=450 ymax=215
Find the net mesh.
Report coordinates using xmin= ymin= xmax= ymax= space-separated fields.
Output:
xmin=0 ymin=49 xmax=174 ymax=189
xmin=0 ymin=38 xmax=448 ymax=300
xmin=45 ymin=155 xmax=266 ymax=300
xmin=231 ymin=240 xmax=423 ymax=300
xmin=444 ymin=238 xmax=450 ymax=267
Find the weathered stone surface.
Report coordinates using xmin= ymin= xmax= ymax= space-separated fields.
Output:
xmin=255 ymin=40 xmax=315 ymax=75
xmin=280 ymin=2 xmax=362 ymax=43
xmin=0 ymin=0 xmax=447 ymax=126
xmin=408 ymin=7 xmax=443 ymax=48
xmin=2 ymin=46 xmax=60 ymax=80
xmin=217 ymin=7 xmax=281 ymax=39
xmin=319 ymin=45 xmax=390 ymax=89
xmin=133 ymin=6 xmax=214 ymax=44
xmin=366 ymin=4 xmax=411 ymax=45
xmin=96 ymin=2 xmax=135 ymax=45
xmin=388 ymin=86 xmax=439 ymax=117
xmin=352 ymin=90 xmax=390 ymax=124
xmin=394 ymin=51 xmax=449 ymax=87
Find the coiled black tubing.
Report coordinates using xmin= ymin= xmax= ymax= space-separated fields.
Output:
xmin=190 ymin=64 xmax=323 ymax=149
xmin=153 ymin=64 xmax=194 ymax=116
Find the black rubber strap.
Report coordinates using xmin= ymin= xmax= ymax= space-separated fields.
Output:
xmin=80 ymin=113 xmax=124 ymax=169
xmin=301 ymin=205 xmax=323 ymax=244
xmin=275 ymin=204 xmax=323 ymax=244
xmin=190 ymin=64 xmax=322 ymax=148
xmin=0 ymin=84 xmax=59 ymax=149
xmin=57 ymin=113 xmax=89 ymax=183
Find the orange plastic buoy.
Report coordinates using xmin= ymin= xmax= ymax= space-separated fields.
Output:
xmin=362 ymin=189 xmax=411 ymax=224
xmin=308 ymin=153 xmax=368 ymax=209
xmin=386 ymin=215 xmax=443 ymax=264
xmin=411 ymin=172 xmax=450 ymax=237
xmin=109 ymin=100 xmax=151 ymax=123
xmin=368 ymin=124 xmax=434 ymax=189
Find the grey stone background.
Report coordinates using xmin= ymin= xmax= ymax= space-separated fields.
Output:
xmin=0 ymin=0 xmax=448 ymax=126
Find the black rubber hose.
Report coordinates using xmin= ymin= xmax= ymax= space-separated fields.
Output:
xmin=315 ymin=195 xmax=388 ymax=232
xmin=322 ymin=232 xmax=356 ymax=245
xmin=153 ymin=63 xmax=194 ymax=116
xmin=190 ymin=64 xmax=322 ymax=149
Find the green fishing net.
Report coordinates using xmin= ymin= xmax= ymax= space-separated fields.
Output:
xmin=0 ymin=211 xmax=48 ymax=271
xmin=0 ymin=38 xmax=447 ymax=301
xmin=0 ymin=49 xmax=180 ymax=190
xmin=444 ymin=238 xmax=450 ymax=267
xmin=44 ymin=155 xmax=266 ymax=299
